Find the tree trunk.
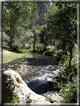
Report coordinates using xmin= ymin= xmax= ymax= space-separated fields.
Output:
xmin=33 ymin=43 xmax=35 ymax=51
xmin=44 ymin=43 xmax=47 ymax=51
xmin=69 ymin=47 xmax=73 ymax=72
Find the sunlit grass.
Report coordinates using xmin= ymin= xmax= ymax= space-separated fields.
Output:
xmin=3 ymin=50 xmax=25 ymax=63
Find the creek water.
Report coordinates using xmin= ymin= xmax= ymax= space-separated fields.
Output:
xmin=3 ymin=53 xmax=61 ymax=96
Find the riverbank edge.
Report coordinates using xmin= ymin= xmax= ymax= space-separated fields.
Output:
xmin=2 ymin=49 xmax=58 ymax=77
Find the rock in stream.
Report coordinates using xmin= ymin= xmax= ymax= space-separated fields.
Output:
xmin=2 ymin=70 xmax=51 ymax=104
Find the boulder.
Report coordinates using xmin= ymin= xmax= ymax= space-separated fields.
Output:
xmin=46 ymin=93 xmax=64 ymax=103
xmin=2 ymin=70 xmax=51 ymax=105
xmin=53 ymin=69 xmax=62 ymax=82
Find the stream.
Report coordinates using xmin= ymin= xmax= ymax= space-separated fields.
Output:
xmin=3 ymin=53 xmax=61 ymax=96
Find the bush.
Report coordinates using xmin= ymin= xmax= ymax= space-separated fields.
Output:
xmin=60 ymin=55 xmax=68 ymax=64
xmin=57 ymin=55 xmax=77 ymax=103
xmin=6 ymin=94 xmax=20 ymax=103
xmin=71 ymin=56 xmax=77 ymax=74
xmin=6 ymin=93 xmax=32 ymax=104
xmin=16 ymin=48 xmax=25 ymax=53
xmin=56 ymin=52 xmax=67 ymax=63
xmin=16 ymin=48 xmax=30 ymax=53
xmin=60 ymin=55 xmax=77 ymax=77
xmin=36 ymin=44 xmax=45 ymax=50
xmin=58 ymin=75 xmax=77 ymax=103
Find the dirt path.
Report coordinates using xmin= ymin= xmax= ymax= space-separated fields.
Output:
xmin=3 ymin=49 xmax=11 ymax=53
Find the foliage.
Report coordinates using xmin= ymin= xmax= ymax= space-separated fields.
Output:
xmin=35 ymin=44 xmax=45 ymax=50
xmin=45 ymin=96 xmax=50 ymax=102
xmin=39 ymin=25 xmax=53 ymax=51
xmin=3 ymin=32 xmax=10 ymax=46
xmin=12 ymin=28 xmax=34 ymax=50
xmin=60 ymin=55 xmax=77 ymax=77
xmin=55 ymin=49 xmax=77 ymax=103
xmin=6 ymin=94 xmax=20 ymax=103
xmin=2 ymin=2 xmax=38 ymax=49
xmin=48 ymin=3 xmax=77 ymax=50
xmin=31 ymin=25 xmax=41 ymax=51
xmin=56 ymin=53 xmax=68 ymax=64
xmin=46 ymin=2 xmax=77 ymax=72
xmin=16 ymin=48 xmax=25 ymax=53
xmin=6 ymin=93 xmax=32 ymax=104
xmin=58 ymin=75 xmax=77 ymax=103
xmin=15 ymin=48 xmax=30 ymax=53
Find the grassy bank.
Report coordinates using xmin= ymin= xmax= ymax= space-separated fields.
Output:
xmin=3 ymin=49 xmax=26 ymax=64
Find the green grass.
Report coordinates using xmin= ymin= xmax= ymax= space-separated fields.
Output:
xmin=3 ymin=49 xmax=25 ymax=64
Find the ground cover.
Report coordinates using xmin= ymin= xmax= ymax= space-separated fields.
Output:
xmin=3 ymin=49 xmax=25 ymax=64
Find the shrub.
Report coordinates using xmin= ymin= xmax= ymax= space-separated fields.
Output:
xmin=60 ymin=55 xmax=77 ymax=77
xmin=58 ymin=55 xmax=77 ymax=103
xmin=58 ymin=75 xmax=77 ymax=103
xmin=36 ymin=44 xmax=45 ymax=50
xmin=56 ymin=52 xmax=68 ymax=64
xmin=16 ymin=48 xmax=25 ymax=53
xmin=6 ymin=94 xmax=20 ymax=103
xmin=60 ymin=55 xmax=68 ymax=64
xmin=6 ymin=93 xmax=32 ymax=104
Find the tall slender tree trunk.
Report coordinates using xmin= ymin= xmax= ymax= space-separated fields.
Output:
xmin=33 ymin=42 xmax=35 ymax=51
xmin=44 ymin=43 xmax=47 ymax=51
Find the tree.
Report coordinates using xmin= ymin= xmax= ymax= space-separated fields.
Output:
xmin=31 ymin=25 xmax=41 ymax=51
xmin=39 ymin=25 xmax=53 ymax=51
xmin=3 ymin=2 xmax=22 ymax=49
xmin=46 ymin=3 xmax=77 ymax=71
xmin=2 ymin=2 xmax=38 ymax=50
